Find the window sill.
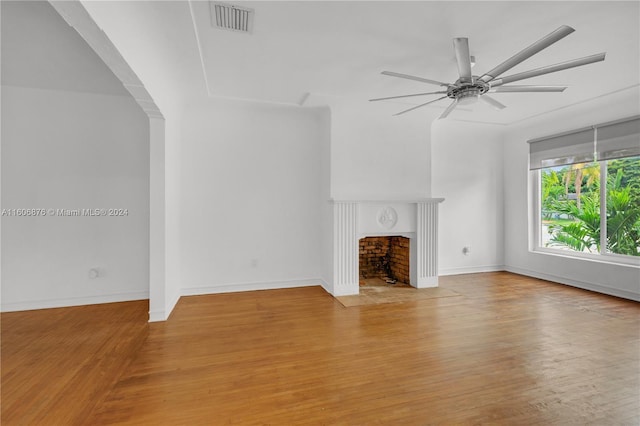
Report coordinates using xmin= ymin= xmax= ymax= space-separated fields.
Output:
xmin=532 ymin=247 xmax=640 ymax=268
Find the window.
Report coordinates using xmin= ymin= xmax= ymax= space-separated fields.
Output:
xmin=531 ymin=116 xmax=640 ymax=262
xmin=605 ymin=156 xmax=640 ymax=256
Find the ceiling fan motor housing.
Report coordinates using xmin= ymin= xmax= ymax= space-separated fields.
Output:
xmin=447 ymin=77 xmax=490 ymax=104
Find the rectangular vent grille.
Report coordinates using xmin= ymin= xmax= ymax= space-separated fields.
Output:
xmin=210 ymin=2 xmax=253 ymax=33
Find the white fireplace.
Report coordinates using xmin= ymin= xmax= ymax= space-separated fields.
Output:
xmin=331 ymin=198 xmax=444 ymax=296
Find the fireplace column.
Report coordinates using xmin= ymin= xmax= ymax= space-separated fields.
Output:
xmin=333 ymin=202 xmax=359 ymax=296
xmin=416 ymin=201 xmax=440 ymax=288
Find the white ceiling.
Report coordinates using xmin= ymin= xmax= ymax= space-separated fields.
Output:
xmin=189 ymin=1 xmax=640 ymax=124
xmin=0 ymin=1 xmax=129 ymax=96
xmin=3 ymin=1 xmax=639 ymax=125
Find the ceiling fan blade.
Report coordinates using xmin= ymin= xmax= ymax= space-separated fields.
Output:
xmin=490 ymin=52 xmax=606 ymax=87
xmin=439 ymin=100 xmax=458 ymax=119
xmin=479 ymin=25 xmax=575 ymax=83
xmin=381 ymin=71 xmax=449 ymax=87
xmin=369 ymin=91 xmax=448 ymax=102
xmin=480 ymin=95 xmax=507 ymax=110
xmin=393 ymin=96 xmax=449 ymax=116
xmin=490 ymin=85 xmax=567 ymax=93
xmin=453 ymin=38 xmax=473 ymax=83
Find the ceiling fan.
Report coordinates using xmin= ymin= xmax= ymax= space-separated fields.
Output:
xmin=370 ymin=25 xmax=606 ymax=118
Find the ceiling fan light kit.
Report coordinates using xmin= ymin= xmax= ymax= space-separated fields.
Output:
xmin=371 ymin=25 xmax=606 ymax=119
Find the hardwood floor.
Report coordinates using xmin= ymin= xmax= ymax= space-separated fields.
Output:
xmin=1 ymin=300 xmax=149 ymax=425
xmin=2 ymin=272 xmax=639 ymax=425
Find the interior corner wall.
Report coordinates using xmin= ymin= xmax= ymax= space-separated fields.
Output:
xmin=318 ymin=106 xmax=333 ymax=294
xmin=179 ymin=97 xmax=325 ymax=294
xmin=162 ymin=106 xmax=182 ymax=318
xmin=431 ymin=120 xmax=505 ymax=275
xmin=1 ymin=86 xmax=150 ymax=311
xmin=503 ymin=87 xmax=640 ymax=300
xmin=148 ymin=116 xmax=167 ymax=321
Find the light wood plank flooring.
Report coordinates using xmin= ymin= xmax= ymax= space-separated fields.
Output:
xmin=2 ymin=272 xmax=639 ymax=425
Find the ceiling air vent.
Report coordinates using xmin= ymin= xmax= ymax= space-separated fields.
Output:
xmin=210 ymin=2 xmax=254 ymax=34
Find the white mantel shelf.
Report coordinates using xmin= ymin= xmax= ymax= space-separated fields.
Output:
xmin=331 ymin=198 xmax=445 ymax=297
xmin=331 ymin=198 xmax=444 ymax=204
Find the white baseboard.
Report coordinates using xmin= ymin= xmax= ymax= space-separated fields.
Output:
xmin=332 ymin=286 xmax=359 ymax=297
xmin=148 ymin=290 xmax=182 ymax=322
xmin=148 ymin=309 xmax=167 ymax=322
xmin=180 ymin=278 xmax=323 ymax=297
xmin=439 ymin=264 xmax=505 ymax=276
xmin=317 ymin=277 xmax=332 ymax=295
xmin=415 ymin=276 xmax=439 ymax=288
xmin=505 ymin=265 xmax=640 ymax=302
xmin=164 ymin=289 xmax=181 ymax=321
xmin=1 ymin=291 xmax=149 ymax=313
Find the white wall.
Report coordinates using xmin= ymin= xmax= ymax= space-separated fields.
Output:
xmin=1 ymin=86 xmax=149 ymax=310
xmin=503 ymin=86 xmax=640 ymax=300
xmin=179 ymin=97 xmax=325 ymax=293
xmin=431 ymin=120 xmax=505 ymax=275
xmin=330 ymin=100 xmax=433 ymax=200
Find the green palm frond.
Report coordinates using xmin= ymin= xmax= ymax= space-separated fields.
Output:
xmin=606 ymin=187 xmax=640 ymax=256
xmin=549 ymin=221 xmax=599 ymax=252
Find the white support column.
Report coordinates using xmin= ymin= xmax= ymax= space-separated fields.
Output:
xmin=148 ymin=117 xmax=166 ymax=321
xmin=333 ymin=202 xmax=359 ymax=296
xmin=416 ymin=201 xmax=441 ymax=287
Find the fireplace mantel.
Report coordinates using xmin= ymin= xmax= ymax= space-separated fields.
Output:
xmin=331 ymin=198 xmax=444 ymax=296
xmin=331 ymin=198 xmax=445 ymax=204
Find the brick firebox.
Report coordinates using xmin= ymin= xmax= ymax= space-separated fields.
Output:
xmin=359 ymin=236 xmax=410 ymax=284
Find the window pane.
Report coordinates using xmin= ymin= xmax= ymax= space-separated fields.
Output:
xmin=540 ymin=162 xmax=601 ymax=253
xmin=605 ymin=156 xmax=640 ymax=256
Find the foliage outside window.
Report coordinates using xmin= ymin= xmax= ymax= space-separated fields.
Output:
xmin=540 ymin=157 xmax=640 ymax=256
xmin=530 ymin=116 xmax=640 ymax=261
